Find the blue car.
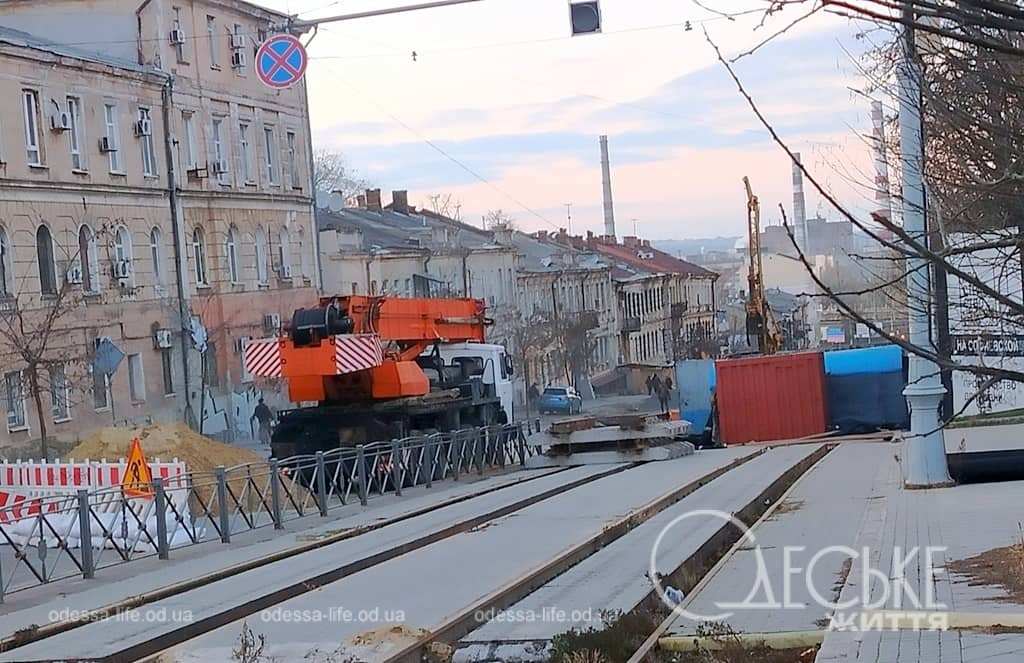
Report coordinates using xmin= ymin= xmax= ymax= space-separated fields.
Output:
xmin=537 ymin=386 xmax=583 ymax=415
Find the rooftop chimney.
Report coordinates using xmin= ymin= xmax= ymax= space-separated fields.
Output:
xmin=365 ymin=188 xmax=382 ymax=212
xmin=623 ymin=236 xmax=639 ymax=248
xmin=792 ymin=152 xmax=808 ymax=251
xmin=355 ymin=194 xmax=367 ymax=208
xmin=599 ymin=135 xmax=616 ymax=239
xmin=871 ymin=100 xmax=893 ymax=227
xmin=391 ymin=190 xmax=409 ymax=214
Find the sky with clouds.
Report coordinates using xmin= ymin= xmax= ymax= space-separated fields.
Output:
xmin=262 ymin=0 xmax=883 ymax=240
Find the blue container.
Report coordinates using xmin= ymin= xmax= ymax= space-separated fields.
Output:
xmin=823 ymin=345 xmax=908 ymax=433
xmin=824 ymin=344 xmax=903 ymax=376
xmin=674 ymin=359 xmax=716 ymax=436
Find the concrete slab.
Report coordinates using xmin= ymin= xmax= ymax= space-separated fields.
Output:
xmin=19 ymin=448 xmax=759 ymax=662
xmin=456 ymin=444 xmax=824 ymax=659
xmin=667 ymin=442 xmax=894 ymax=637
xmin=944 ymin=423 xmax=1024 ymax=454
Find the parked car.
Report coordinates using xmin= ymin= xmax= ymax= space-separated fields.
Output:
xmin=537 ymin=385 xmax=583 ymax=415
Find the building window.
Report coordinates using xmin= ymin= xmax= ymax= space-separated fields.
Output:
xmin=139 ymin=108 xmax=157 ymax=176
xmin=212 ymin=117 xmax=228 ymax=184
xmin=67 ymin=96 xmax=84 ymax=170
xmin=0 ymin=226 xmax=12 ymax=297
xmin=104 ymin=103 xmax=122 ymax=172
xmin=298 ymin=226 xmax=311 ymax=279
xmin=127 ymin=354 xmax=145 ymax=402
xmin=192 ymin=227 xmax=208 ymax=285
xmin=49 ymin=363 xmax=70 ymax=422
xmin=36 ymin=226 xmax=57 ymax=295
xmin=150 ymin=226 xmax=165 ymax=287
xmin=161 ymin=349 xmax=175 ymax=395
xmin=286 ymin=131 xmax=298 ymax=188
xmin=114 ymin=226 xmax=133 ymax=283
xmin=226 ymin=224 xmax=240 ymax=283
xmin=207 ymin=15 xmax=219 ymax=67
xmin=238 ymin=121 xmax=253 ymax=183
xmin=78 ymin=224 xmax=100 ymax=293
xmin=182 ymin=111 xmax=197 ymax=169
xmin=5 ymin=371 xmax=25 ymax=430
xmin=22 ymin=90 xmax=42 ymax=165
xmin=172 ymin=7 xmax=187 ymax=62
xmin=232 ymin=23 xmax=246 ymax=73
xmin=277 ymin=227 xmax=290 ymax=277
xmin=93 ymin=368 xmax=110 ymax=410
xmin=263 ymin=125 xmax=277 ymax=184
xmin=255 ymin=226 xmax=269 ymax=285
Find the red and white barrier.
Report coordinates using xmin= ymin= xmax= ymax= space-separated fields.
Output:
xmin=0 ymin=458 xmax=189 ymax=532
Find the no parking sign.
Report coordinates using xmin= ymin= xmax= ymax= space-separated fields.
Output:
xmin=256 ymin=33 xmax=308 ymax=90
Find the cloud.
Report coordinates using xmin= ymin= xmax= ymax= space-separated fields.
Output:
xmin=275 ymin=0 xmax=875 ymax=239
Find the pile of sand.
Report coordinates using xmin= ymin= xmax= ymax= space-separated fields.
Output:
xmin=66 ymin=423 xmax=265 ymax=474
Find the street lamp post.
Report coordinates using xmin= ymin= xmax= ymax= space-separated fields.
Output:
xmin=897 ymin=2 xmax=953 ymax=489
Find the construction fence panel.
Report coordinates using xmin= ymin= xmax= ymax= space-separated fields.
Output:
xmin=0 ymin=423 xmax=527 ymax=600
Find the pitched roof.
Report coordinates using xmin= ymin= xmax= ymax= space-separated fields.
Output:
xmin=0 ymin=24 xmax=152 ymax=72
xmin=588 ymin=241 xmax=719 ymax=279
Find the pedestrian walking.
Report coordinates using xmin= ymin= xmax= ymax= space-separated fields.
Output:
xmin=645 ymin=374 xmax=654 ymax=395
xmin=252 ymin=398 xmax=275 ymax=446
xmin=657 ymin=381 xmax=671 ymax=414
xmin=527 ymin=382 xmax=540 ymax=413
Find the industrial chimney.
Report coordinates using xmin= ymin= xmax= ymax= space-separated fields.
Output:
xmin=871 ymin=100 xmax=893 ymax=227
xmin=792 ymin=152 xmax=808 ymax=251
xmin=599 ymin=135 xmax=616 ymax=239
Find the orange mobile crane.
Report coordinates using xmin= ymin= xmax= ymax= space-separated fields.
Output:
xmin=246 ymin=295 xmax=515 ymax=457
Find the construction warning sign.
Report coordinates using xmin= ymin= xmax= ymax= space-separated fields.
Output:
xmin=121 ymin=438 xmax=154 ymax=498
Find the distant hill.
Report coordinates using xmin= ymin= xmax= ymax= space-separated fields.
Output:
xmin=653 ymin=237 xmax=740 ymax=257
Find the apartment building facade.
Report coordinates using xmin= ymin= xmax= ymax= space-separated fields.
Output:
xmin=0 ymin=0 xmax=317 ymax=451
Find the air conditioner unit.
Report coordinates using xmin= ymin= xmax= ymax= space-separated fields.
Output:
xmin=112 ymin=259 xmax=131 ymax=280
xmin=169 ymin=28 xmax=186 ymax=45
xmin=233 ymin=335 xmax=251 ymax=354
xmin=187 ymin=165 xmax=209 ymax=179
xmin=154 ymin=329 xmax=173 ymax=349
xmin=134 ymin=119 xmax=153 ymax=137
xmin=230 ymin=50 xmax=246 ymax=69
xmin=49 ymin=111 xmax=71 ymax=132
xmin=65 ymin=261 xmax=83 ymax=284
xmin=99 ymin=136 xmax=117 ymax=153
xmin=263 ymin=313 xmax=281 ymax=334
xmin=230 ymin=34 xmax=246 ymax=49
xmin=212 ymin=160 xmax=230 ymax=175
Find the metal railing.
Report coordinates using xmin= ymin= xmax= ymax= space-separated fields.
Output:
xmin=0 ymin=423 xmax=536 ymax=600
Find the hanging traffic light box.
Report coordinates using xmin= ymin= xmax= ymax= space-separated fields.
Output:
xmin=569 ymin=1 xmax=601 ymax=35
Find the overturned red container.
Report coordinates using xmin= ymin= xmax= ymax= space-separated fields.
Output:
xmin=715 ymin=352 xmax=828 ymax=444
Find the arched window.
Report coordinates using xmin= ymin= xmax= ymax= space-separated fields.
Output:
xmin=255 ymin=226 xmax=268 ymax=285
xmin=78 ymin=225 xmax=99 ymax=293
xmin=226 ymin=225 xmax=240 ymax=284
xmin=0 ymin=226 xmax=12 ymax=297
xmin=36 ymin=225 xmax=56 ymax=295
xmin=149 ymin=227 xmax=164 ymax=287
xmin=113 ymin=226 xmax=133 ymax=283
xmin=192 ymin=227 xmax=208 ymax=285
xmin=277 ymin=226 xmax=290 ymax=277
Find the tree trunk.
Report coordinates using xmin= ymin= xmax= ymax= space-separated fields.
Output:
xmin=29 ymin=366 xmax=48 ymax=460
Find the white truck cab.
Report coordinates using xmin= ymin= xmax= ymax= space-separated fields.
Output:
xmin=425 ymin=342 xmax=516 ymax=422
